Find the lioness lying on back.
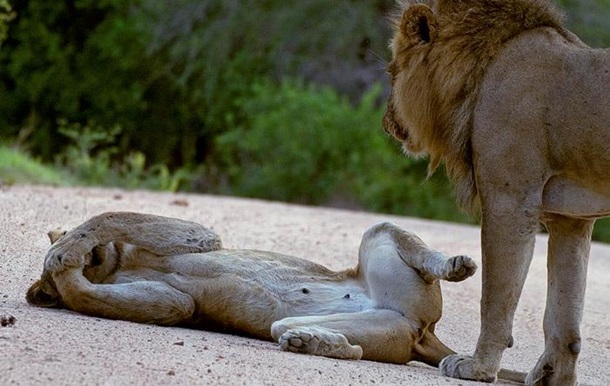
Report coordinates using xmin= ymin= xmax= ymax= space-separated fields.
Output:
xmin=26 ymin=212 xmax=522 ymax=380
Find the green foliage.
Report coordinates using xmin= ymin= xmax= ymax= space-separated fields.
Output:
xmin=216 ymin=80 xmax=365 ymax=204
xmin=56 ymin=120 xmax=122 ymax=185
xmin=0 ymin=0 xmax=151 ymax=160
xmin=56 ymin=120 xmax=193 ymax=191
xmin=0 ymin=144 xmax=71 ymax=186
xmin=557 ymin=0 xmax=610 ymax=47
xmin=216 ymin=80 xmax=469 ymax=222
xmin=0 ymin=0 xmax=14 ymax=44
xmin=0 ymin=0 xmax=609 ymax=242
xmin=0 ymin=0 xmax=394 ymax=167
xmin=593 ymin=218 xmax=610 ymax=242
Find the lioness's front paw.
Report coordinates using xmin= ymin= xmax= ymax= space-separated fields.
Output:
xmin=278 ymin=328 xmax=362 ymax=360
xmin=443 ymin=255 xmax=477 ymax=282
xmin=44 ymin=248 xmax=85 ymax=272
xmin=440 ymin=354 xmax=496 ymax=383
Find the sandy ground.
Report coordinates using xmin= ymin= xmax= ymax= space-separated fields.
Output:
xmin=0 ymin=185 xmax=608 ymax=386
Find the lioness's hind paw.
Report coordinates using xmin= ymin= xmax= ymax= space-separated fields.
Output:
xmin=444 ymin=255 xmax=477 ymax=282
xmin=440 ymin=354 xmax=496 ymax=383
xmin=278 ymin=328 xmax=362 ymax=360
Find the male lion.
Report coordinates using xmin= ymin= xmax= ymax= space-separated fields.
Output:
xmin=384 ymin=0 xmax=610 ymax=385
xmin=27 ymin=212 xmax=486 ymax=368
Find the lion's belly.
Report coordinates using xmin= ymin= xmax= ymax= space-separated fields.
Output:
xmin=543 ymin=176 xmax=610 ymax=218
xmin=545 ymin=48 xmax=610 ymax=183
xmin=477 ymin=34 xmax=610 ymax=214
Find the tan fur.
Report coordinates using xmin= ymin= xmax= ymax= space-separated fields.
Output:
xmin=26 ymin=212 xmax=479 ymax=368
xmin=384 ymin=1 xmax=610 ymax=385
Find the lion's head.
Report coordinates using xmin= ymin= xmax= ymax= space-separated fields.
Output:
xmin=383 ymin=0 xmax=566 ymax=211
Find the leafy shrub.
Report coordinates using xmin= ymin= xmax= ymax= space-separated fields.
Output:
xmin=215 ymin=79 xmax=469 ymax=222
xmin=0 ymin=144 xmax=71 ymax=186
xmin=56 ymin=120 xmax=193 ymax=191
xmin=0 ymin=0 xmax=14 ymax=44
xmin=558 ymin=0 xmax=610 ymax=47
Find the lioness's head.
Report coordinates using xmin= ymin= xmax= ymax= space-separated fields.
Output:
xmin=26 ymin=229 xmax=67 ymax=308
xmin=383 ymin=2 xmax=438 ymax=157
xmin=26 ymin=229 xmax=114 ymax=308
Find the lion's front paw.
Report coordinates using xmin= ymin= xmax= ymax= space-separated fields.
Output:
xmin=525 ymin=351 xmax=577 ymax=386
xmin=443 ymin=255 xmax=477 ymax=282
xmin=278 ymin=328 xmax=362 ymax=360
xmin=440 ymin=354 xmax=496 ymax=383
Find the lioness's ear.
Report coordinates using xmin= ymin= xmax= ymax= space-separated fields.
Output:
xmin=47 ymin=229 xmax=67 ymax=244
xmin=401 ymin=4 xmax=437 ymax=44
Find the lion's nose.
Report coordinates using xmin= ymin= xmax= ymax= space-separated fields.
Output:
xmin=383 ymin=107 xmax=408 ymax=142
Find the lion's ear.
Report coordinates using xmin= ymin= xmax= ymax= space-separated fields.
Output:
xmin=400 ymin=4 xmax=437 ymax=44
xmin=47 ymin=229 xmax=67 ymax=244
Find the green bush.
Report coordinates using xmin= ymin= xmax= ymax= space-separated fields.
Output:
xmin=215 ymin=79 xmax=469 ymax=222
xmin=558 ymin=0 xmax=610 ymax=47
xmin=0 ymin=144 xmax=71 ymax=185
xmin=0 ymin=0 xmax=394 ymax=167
xmin=56 ymin=120 xmax=193 ymax=191
xmin=0 ymin=0 xmax=14 ymax=44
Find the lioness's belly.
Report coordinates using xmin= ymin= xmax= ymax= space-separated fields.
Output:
xmin=113 ymin=249 xmax=373 ymax=338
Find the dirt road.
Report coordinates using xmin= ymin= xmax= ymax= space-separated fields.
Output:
xmin=1 ymin=185 xmax=608 ymax=385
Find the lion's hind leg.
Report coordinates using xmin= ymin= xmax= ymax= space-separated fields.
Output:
xmin=525 ymin=216 xmax=593 ymax=385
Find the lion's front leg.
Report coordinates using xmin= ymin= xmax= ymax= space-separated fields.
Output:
xmin=525 ymin=216 xmax=593 ymax=386
xmin=44 ymin=212 xmax=222 ymax=273
xmin=441 ymin=201 xmax=538 ymax=382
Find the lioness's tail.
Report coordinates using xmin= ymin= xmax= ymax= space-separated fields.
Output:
xmin=497 ymin=368 xmax=527 ymax=384
xmin=416 ymin=331 xmax=527 ymax=384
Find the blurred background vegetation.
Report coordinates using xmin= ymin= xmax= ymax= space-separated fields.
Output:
xmin=0 ymin=0 xmax=609 ymax=240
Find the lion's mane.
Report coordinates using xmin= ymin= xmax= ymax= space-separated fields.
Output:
xmin=388 ymin=0 xmax=572 ymax=211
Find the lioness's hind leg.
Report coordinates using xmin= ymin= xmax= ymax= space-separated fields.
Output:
xmin=277 ymin=327 xmax=363 ymax=360
xmin=45 ymin=212 xmax=221 ymax=272
xmin=361 ymin=222 xmax=477 ymax=284
xmin=442 ymin=255 xmax=478 ymax=282
xmin=272 ymin=310 xmax=417 ymax=364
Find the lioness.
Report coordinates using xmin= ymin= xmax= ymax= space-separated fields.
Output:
xmin=384 ymin=0 xmax=610 ymax=385
xmin=27 ymin=212 xmax=485 ymax=368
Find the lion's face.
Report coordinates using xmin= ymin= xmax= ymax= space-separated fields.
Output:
xmin=383 ymin=3 xmax=438 ymax=156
